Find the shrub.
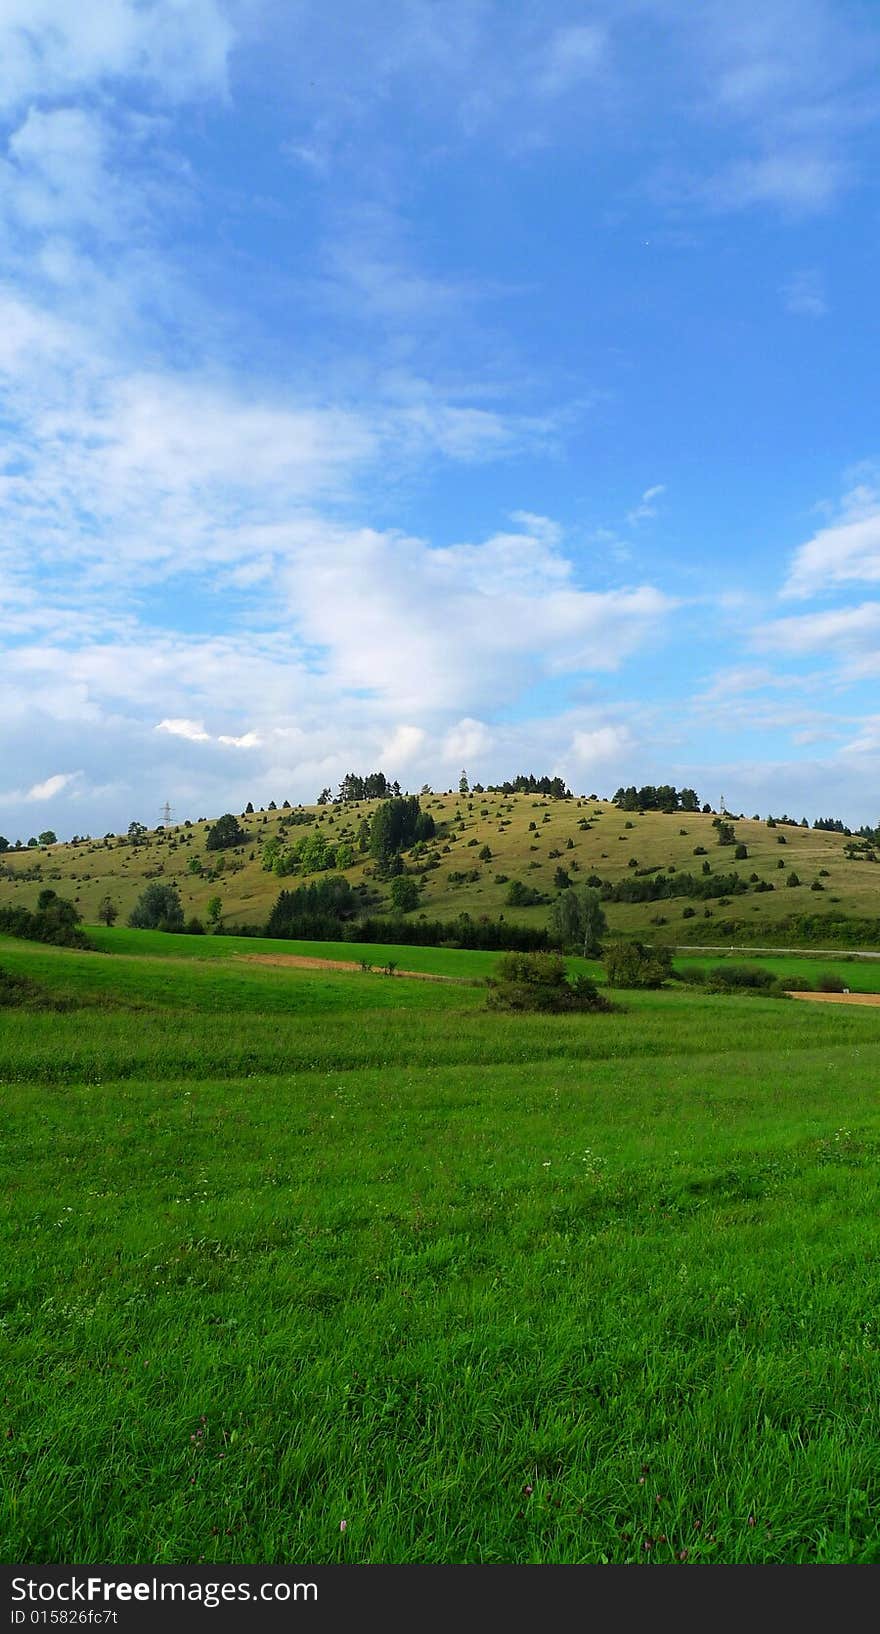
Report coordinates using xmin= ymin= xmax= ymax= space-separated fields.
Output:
xmin=0 ymin=895 xmax=89 ymax=949
xmin=703 ymin=963 xmax=782 ymax=995
xmin=604 ymin=940 xmax=673 ymax=989
xmin=506 ymin=880 xmax=545 ymax=908
xmin=486 ymin=952 xmax=612 ymax=1014
xmin=817 ymin=972 xmax=846 ymax=993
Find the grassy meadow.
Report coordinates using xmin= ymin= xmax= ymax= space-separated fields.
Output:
xmin=2 ymin=929 xmax=880 ymax=1564
xmin=2 ymin=792 xmax=878 ymax=945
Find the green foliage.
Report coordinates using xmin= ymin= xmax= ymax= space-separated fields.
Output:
xmin=486 ymin=951 xmax=612 ymax=1013
xmin=389 ymin=875 xmax=420 ymax=913
xmin=128 ymin=882 xmax=185 ymax=932
xmin=206 ymin=813 xmax=247 ymax=851
xmin=548 ymin=884 xmax=607 ymax=956
xmin=604 ymin=939 xmax=673 ymax=989
xmin=97 ymin=895 xmax=118 ymax=927
xmin=506 ymin=879 xmax=545 ymax=908
xmin=0 ymin=892 xmax=88 ymax=949
xmin=266 ymin=876 xmax=358 ymax=938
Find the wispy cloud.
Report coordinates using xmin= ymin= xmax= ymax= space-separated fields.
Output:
xmin=783 ymin=472 xmax=880 ymax=596
xmin=782 ymin=268 xmax=828 ymax=316
xmin=626 ymin=484 xmax=665 ymax=526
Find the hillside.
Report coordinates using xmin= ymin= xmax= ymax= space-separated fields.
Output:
xmin=2 ymin=791 xmax=879 ymax=947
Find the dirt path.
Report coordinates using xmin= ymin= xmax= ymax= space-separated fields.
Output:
xmin=237 ymin=953 xmax=467 ymax=984
xmin=785 ymin=990 xmax=880 ymax=1007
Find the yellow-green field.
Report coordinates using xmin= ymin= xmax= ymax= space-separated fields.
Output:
xmin=1 ymin=794 xmax=878 ymax=945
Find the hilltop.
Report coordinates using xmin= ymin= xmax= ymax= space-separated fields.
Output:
xmin=1 ymin=787 xmax=879 ymax=949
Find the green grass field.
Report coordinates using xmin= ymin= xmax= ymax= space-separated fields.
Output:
xmin=2 ymin=930 xmax=880 ymax=1565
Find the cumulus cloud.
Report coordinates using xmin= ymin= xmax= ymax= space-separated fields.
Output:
xmin=783 ymin=474 xmax=880 ymax=596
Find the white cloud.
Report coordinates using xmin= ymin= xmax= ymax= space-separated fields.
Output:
xmin=278 ymin=516 xmax=676 ymax=715
xmin=782 ymin=268 xmax=828 ymax=317
xmin=26 ymin=772 xmax=80 ymax=801
xmin=380 ymin=724 xmax=427 ymax=766
xmin=784 ymin=477 xmax=880 ymax=596
xmin=442 ymin=719 xmax=493 ymax=764
xmin=626 ymin=483 xmax=665 ymax=526
xmin=537 ymin=25 xmax=607 ymax=97
xmin=705 ymin=152 xmax=844 ymax=214
xmin=0 ymin=0 xmax=234 ymax=114
xmin=156 ymin=719 xmax=211 ymax=743
xmin=570 ymin=724 xmax=634 ymax=765
xmin=755 ymin=603 xmax=880 ymax=678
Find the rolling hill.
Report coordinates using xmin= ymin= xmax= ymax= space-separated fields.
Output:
xmin=2 ymin=790 xmax=879 ymax=948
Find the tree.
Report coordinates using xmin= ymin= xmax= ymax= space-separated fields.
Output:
xmin=128 ymin=821 xmax=147 ymax=846
xmin=604 ymin=940 xmax=672 ymax=989
xmin=369 ymin=796 xmax=424 ymax=865
xmin=0 ymin=837 xmax=8 ymax=853
xmin=97 ymin=896 xmax=118 ymax=927
xmin=389 ymin=875 xmax=420 ymax=913
xmin=128 ymin=883 xmax=184 ymax=932
xmin=38 ymin=830 xmax=57 ymax=846
xmin=548 ymin=885 xmax=607 ymax=957
xmin=206 ymin=813 xmax=247 ymax=851
xmin=207 ymin=895 xmax=223 ymax=926
xmin=459 ymin=769 xmax=469 ymax=794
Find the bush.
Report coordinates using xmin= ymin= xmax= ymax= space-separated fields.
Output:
xmin=704 ymin=963 xmax=777 ymax=991
xmin=604 ymin=940 xmax=673 ymax=989
xmin=486 ymin=952 xmax=612 ymax=1014
xmin=817 ymin=972 xmax=846 ymax=993
xmin=506 ymin=880 xmax=545 ymax=908
xmin=0 ymin=895 xmax=89 ymax=949
xmin=128 ymin=883 xmax=185 ymax=932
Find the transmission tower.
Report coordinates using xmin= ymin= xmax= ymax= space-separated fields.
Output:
xmin=719 ymin=793 xmax=727 ymax=815
xmin=160 ymin=801 xmax=174 ymax=827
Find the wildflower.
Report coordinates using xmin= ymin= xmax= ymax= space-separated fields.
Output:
xmin=340 ymin=1519 xmax=347 ymax=1533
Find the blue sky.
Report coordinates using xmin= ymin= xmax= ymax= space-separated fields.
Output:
xmin=2 ymin=0 xmax=880 ymax=838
